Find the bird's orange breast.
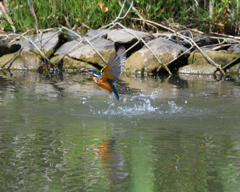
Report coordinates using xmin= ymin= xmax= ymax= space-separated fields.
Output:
xmin=93 ymin=77 xmax=114 ymax=93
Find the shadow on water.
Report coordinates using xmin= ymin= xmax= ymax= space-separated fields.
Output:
xmin=1 ymin=70 xmax=240 ymax=191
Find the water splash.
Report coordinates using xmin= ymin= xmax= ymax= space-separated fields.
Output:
xmin=98 ymin=94 xmax=160 ymax=117
xmin=168 ymin=101 xmax=182 ymax=113
xmin=64 ymin=93 xmax=184 ymax=119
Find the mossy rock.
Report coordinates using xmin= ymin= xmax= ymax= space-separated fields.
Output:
xmin=227 ymin=63 xmax=240 ymax=74
xmin=188 ymin=51 xmax=240 ymax=66
xmin=0 ymin=52 xmax=44 ymax=70
xmin=0 ymin=42 xmax=21 ymax=57
xmin=63 ymin=55 xmax=98 ymax=70
xmin=50 ymin=54 xmax=64 ymax=65
xmin=50 ymin=54 xmax=102 ymax=70
xmin=77 ymin=50 xmax=115 ymax=68
xmin=32 ymin=49 xmax=55 ymax=58
xmin=124 ymin=49 xmax=174 ymax=74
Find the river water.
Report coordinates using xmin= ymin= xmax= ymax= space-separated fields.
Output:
xmin=0 ymin=71 xmax=240 ymax=192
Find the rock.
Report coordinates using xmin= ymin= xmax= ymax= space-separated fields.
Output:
xmin=55 ymin=37 xmax=115 ymax=67
xmin=179 ymin=50 xmax=240 ymax=74
xmin=12 ymin=31 xmax=60 ymax=57
xmin=228 ymin=44 xmax=240 ymax=53
xmin=227 ymin=63 xmax=240 ymax=74
xmin=178 ymin=74 xmax=215 ymax=81
xmin=0 ymin=41 xmax=21 ymax=57
xmin=124 ymin=37 xmax=188 ymax=74
xmin=106 ymin=29 xmax=154 ymax=44
xmin=50 ymin=54 xmax=98 ymax=70
xmin=86 ymin=28 xmax=107 ymax=38
xmin=181 ymin=36 xmax=218 ymax=48
xmin=178 ymin=63 xmax=216 ymax=74
xmin=189 ymin=50 xmax=240 ymax=66
xmin=0 ymin=52 xmax=44 ymax=70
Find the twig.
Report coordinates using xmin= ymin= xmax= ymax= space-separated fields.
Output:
xmin=210 ymin=32 xmax=240 ymax=40
xmin=81 ymin=22 xmax=90 ymax=29
xmin=28 ymin=0 xmax=49 ymax=70
xmin=212 ymin=44 xmax=232 ymax=51
xmin=28 ymin=0 xmax=39 ymax=34
xmin=0 ymin=2 xmax=16 ymax=32
xmin=189 ymin=28 xmax=204 ymax=35
xmin=10 ymin=29 xmax=33 ymax=43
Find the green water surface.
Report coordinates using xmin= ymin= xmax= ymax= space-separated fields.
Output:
xmin=0 ymin=71 xmax=240 ymax=192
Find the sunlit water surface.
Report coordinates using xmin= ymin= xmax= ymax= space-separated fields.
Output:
xmin=1 ymin=71 xmax=240 ymax=192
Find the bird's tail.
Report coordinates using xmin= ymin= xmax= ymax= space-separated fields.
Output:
xmin=107 ymin=79 xmax=119 ymax=99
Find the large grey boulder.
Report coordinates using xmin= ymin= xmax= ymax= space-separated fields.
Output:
xmin=13 ymin=31 xmax=60 ymax=57
xmin=228 ymin=44 xmax=240 ymax=53
xmin=106 ymin=29 xmax=154 ymax=43
xmin=55 ymin=37 xmax=115 ymax=67
xmin=124 ymin=37 xmax=188 ymax=74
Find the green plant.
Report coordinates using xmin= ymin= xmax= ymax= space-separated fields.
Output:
xmin=1 ymin=0 xmax=240 ymax=35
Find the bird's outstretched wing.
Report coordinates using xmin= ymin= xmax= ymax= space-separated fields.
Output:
xmin=100 ymin=46 xmax=126 ymax=82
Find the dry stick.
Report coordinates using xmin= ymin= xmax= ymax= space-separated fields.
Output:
xmin=81 ymin=22 xmax=90 ymax=29
xmin=189 ymin=28 xmax=204 ymax=35
xmin=27 ymin=0 xmax=49 ymax=71
xmin=28 ymin=0 xmax=38 ymax=37
xmin=0 ymin=2 xmax=16 ymax=32
xmin=212 ymin=44 xmax=232 ymax=51
xmin=210 ymin=32 xmax=240 ymax=40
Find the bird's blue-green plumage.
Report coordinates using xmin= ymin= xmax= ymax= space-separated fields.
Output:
xmin=80 ymin=46 xmax=126 ymax=100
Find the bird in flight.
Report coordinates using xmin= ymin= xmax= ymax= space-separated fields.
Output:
xmin=79 ymin=46 xmax=126 ymax=99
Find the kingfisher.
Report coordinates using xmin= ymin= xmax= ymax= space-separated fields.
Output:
xmin=79 ymin=46 xmax=126 ymax=99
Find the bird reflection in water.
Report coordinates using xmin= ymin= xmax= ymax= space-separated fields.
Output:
xmin=90 ymin=138 xmax=129 ymax=182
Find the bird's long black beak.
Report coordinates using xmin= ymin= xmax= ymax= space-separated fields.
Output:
xmin=76 ymin=69 xmax=89 ymax=73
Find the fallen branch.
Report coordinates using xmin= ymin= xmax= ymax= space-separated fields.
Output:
xmin=212 ymin=44 xmax=232 ymax=51
xmin=210 ymin=32 xmax=240 ymax=40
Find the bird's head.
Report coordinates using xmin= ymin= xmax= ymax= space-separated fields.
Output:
xmin=78 ymin=68 xmax=100 ymax=76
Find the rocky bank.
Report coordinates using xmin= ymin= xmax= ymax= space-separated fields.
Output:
xmin=1 ymin=29 xmax=240 ymax=75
